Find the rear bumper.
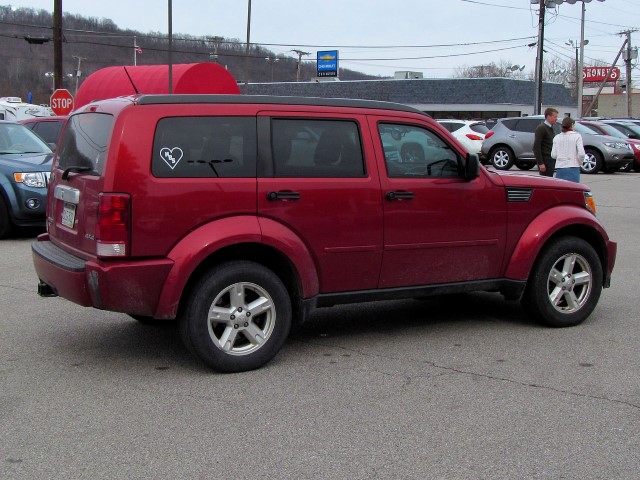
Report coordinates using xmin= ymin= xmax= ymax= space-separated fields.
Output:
xmin=32 ymin=237 xmax=174 ymax=317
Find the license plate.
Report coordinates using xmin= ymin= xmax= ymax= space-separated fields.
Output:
xmin=61 ymin=202 xmax=76 ymax=228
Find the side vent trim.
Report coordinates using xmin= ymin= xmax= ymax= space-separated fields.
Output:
xmin=506 ymin=187 xmax=533 ymax=202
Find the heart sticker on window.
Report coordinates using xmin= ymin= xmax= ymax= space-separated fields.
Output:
xmin=160 ymin=147 xmax=183 ymax=170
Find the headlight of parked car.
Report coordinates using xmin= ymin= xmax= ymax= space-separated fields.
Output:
xmin=13 ymin=172 xmax=48 ymax=188
xmin=603 ymin=142 xmax=631 ymax=150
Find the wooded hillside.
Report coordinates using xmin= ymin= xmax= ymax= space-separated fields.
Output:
xmin=0 ymin=5 xmax=377 ymax=105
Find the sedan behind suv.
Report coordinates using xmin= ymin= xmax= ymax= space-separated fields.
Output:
xmin=578 ymin=120 xmax=640 ymax=172
xmin=0 ymin=121 xmax=53 ymax=238
xmin=482 ymin=115 xmax=633 ymax=174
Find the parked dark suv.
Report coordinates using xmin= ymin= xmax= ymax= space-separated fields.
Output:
xmin=482 ymin=115 xmax=633 ymax=174
xmin=32 ymin=95 xmax=616 ymax=372
xmin=0 ymin=120 xmax=53 ymax=238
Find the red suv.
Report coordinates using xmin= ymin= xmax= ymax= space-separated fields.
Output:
xmin=32 ymin=95 xmax=617 ymax=372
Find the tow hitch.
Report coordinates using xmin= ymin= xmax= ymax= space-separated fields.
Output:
xmin=37 ymin=281 xmax=57 ymax=297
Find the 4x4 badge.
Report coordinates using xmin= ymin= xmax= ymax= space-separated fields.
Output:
xmin=160 ymin=147 xmax=183 ymax=170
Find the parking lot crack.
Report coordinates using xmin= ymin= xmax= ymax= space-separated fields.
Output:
xmin=428 ymin=361 xmax=640 ymax=411
xmin=0 ymin=284 xmax=34 ymax=294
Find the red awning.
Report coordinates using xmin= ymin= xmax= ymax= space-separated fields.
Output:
xmin=75 ymin=63 xmax=240 ymax=109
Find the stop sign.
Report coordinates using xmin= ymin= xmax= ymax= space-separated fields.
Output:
xmin=50 ymin=89 xmax=74 ymax=115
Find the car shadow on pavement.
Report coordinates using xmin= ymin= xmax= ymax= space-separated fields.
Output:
xmin=48 ymin=293 xmax=533 ymax=373
xmin=291 ymin=292 xmax=534 ymax=341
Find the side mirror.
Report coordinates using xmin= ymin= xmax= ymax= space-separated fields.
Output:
xmin=464 ymin=153 xmax=480 ymax=181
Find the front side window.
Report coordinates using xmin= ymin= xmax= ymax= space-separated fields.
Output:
xmin=271 ymin=119 xmax=365 ymax=178
xmin=152 ymin=117 xmax=256 ymax=178
xmin=378 ymin=123 xmax=460 ymax=178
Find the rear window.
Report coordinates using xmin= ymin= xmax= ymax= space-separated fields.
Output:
xmin=470 ymin=123 xmax=489 ymax=134
xmin=439 ymin=122 xmax=463 ymax=132
xmin=57 ymin=113 xmax=113 ymax=175
xmin=152 ymin=117 xmax=256 ymax=178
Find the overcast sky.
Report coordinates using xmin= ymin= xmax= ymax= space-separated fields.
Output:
xmin=4 ymin=0 xmax=640 ymax=80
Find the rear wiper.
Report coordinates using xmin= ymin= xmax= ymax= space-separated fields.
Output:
xmin=62 ymin=166 xmax=93 ymax=180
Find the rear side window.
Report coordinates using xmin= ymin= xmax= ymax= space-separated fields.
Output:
xmin=514 ymin=119 xmax=541 ymax=133
xmin=152 ymin=117 xmax=256 ymax=178
xmin=271 ymin=119 xmax=365 ymax=178
xmin=57 ymin=113 xmax=113 ymax=175
xmin=501 ymin=119 xmax=518 ymax=131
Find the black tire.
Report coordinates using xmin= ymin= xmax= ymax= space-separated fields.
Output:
xmin=489 ymin=146 xmax=515 ymax=170
xmin=516 ymin=162 xmax=535 ymax=171
xmin=179 ymin=261 xmax=292 ymax=373
xmin=0 ymin=198 xmax=12 ymax=239
xmin=522 ymin=236 xmax=603 ymax=328
xmin=581 ymin=148 xmax=603 ymax=174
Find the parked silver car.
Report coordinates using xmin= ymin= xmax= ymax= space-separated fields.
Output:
xmin=481 ymin=115 xmax=633 ymax=174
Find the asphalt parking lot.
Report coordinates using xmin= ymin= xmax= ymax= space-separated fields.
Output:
xmin=1 ymin=170 xmax=639 ymax=479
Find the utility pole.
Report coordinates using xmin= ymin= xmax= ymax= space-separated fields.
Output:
xmin=168 ymin=0 xmax=173 ymax=94
xmin=244 ymin=0 xmax=251 ymax=86
xmin=208 ymin=36 xmax=223 ymax=63
xmin=53 ymin=0 xmax=62 ymax=90
xmin=584 ymin=39 xmax=628 ymax=116
xmin=72 ymin=55 xmax=86 ymax=96
xmin=534 ymin=0 xmax=546 ymax=115
xmin=621 ymin=30 xmax=637 ymax=117
xmin=291 ymin=49 xmax=310 ymax=82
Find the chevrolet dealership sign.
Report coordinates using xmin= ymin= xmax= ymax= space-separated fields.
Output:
xmin=317 ymin=51 xmax=338 ymax=77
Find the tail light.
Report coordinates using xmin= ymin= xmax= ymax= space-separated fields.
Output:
xmin=96 ymin=193 xmax=130 ymax=257
xmin=484 ymin=131 xmax=495 ymax=139
xmin=466 ymin=134 xmax=484 ymax=141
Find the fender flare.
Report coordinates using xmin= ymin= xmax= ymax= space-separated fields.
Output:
xmin=504 ymin=205 xmax=610 ymax=281
xmin=153 ymin=216 xmax=319 ymax=319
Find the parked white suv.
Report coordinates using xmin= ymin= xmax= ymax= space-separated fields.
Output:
xmin=437 ymin=119 xmax=489 ymax=155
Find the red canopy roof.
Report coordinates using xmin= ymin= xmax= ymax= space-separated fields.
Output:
xmin=75 ymin=63 xmax=240 ymax=109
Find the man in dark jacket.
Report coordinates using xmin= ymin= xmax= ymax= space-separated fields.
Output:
xmin=533 ymin=107 xmax=559 ymax=176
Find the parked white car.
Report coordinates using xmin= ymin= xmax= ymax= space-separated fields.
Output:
xmin=437 ymin=119 xmax=489 ymax=155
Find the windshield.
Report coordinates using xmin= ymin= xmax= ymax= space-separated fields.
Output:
xmin=619 ymin=123 xmax=640 ymax=136
xmin=593 ymin=123 xmax=627 ymax=139
xmin=573 ymin=122 xmax=599 ymax=135
xmin=0 ymin=122 xmax=52 ymax=154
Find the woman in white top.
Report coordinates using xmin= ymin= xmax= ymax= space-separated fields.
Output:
xmin=551 ymin=116 xmax=585 ymax=183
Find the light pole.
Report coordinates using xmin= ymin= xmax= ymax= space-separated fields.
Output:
xmin=532 ymin=0 xmax=605 ymax=116
xmin=553 ymin=0 xmax=606 ymax=116
xmin=567 ymin=39 xmax=588 ymax=99
xmin=265 ymin=56 xmax=279 ymax=82
xmin=44 ymin=72 xmax=55 ymax=92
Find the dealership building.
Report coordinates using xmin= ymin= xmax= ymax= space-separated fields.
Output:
xmin=242 ymin=76 xmax=578 ymax=119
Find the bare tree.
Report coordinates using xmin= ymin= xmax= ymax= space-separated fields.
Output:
xmin=454 ymin=59 xmax=528 ymax=79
